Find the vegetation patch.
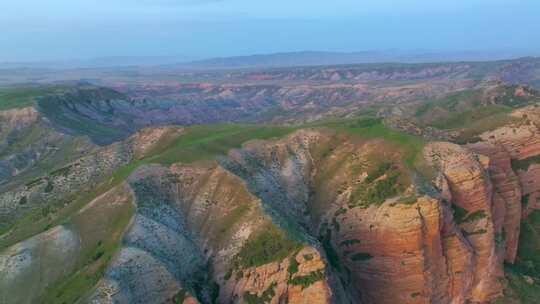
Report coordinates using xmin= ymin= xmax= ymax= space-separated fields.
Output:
xmin=232 ymin=224 xmax=301 ymax=270
xmin=320 ymin=228 xmax=341 ymax=271
xmin=42 ymin=187 xmax=134 ymax=304
xmin=452 ymin=207 xmax=487 ymax=225
xmin=288 ymin=252 xmax=300 ymax=276
xmin=396 ymin=195 xmax=418 ymax=205
xmin=512 ymin=155 xmax=540 ymax=172
xmin=523 ymin=194 xmax=531 ymax=208
xmin=289 ymin=270 xmax=325 ymax=289
xmin=49 ymin=164 xmax=73 ymax=178
xmin=172 ymin=290 xmax=187 ymax=304
xmin=462 ymin=210 xmax=487 ymax=223
xmin=451 ymin=204 xmax=469 ymax=224
xmin=349 ymin=172 xmax=401 ymax=208
xmin=44 ymin=180 xmax=54 ymax=193
xmin=411 ymin=292 xmax=421 ymax=298
xmin=25 ymin=177 xmax=44 ymax=188
xmin=0 ymin=85 xmax=67 ymax=111
xmin=349 ymin=117 xmax=381 ymax=128
xmin=503 ymin=266 xmax=540 ymax=303
xmin=412 ymin=87 xmax=533 ymax=143
xmin=512 ymin=211 xmax=540 ymax=279
xmin=350 ymin=252 xmax=374 ymax=262
xmin=309 ymin=116 xmax=425 ymax=167
xmin=463 ymin=229 xmax=488 ymax=237
xmin=430 ymin=105 xmax=510 ymax=130
xmin=18 ymin=196 xmax=27 ymax=205
xmin=109 ymin=124 xmax=295 ymax=185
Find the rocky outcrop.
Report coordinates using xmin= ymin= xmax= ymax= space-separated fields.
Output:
xmin=424 ymin=142 xmax=505 ymax=302
xmin=91 ymin=161 xmax=339 ymax=304
xmin=467 ymin=141 xmax=522 ymax=262
xmin=480 ymin=123 xmax=540 ymax=161
xmin=480 ymin=106 xmax=540 ymax=160
xmin=221 ymin=130 xmax=510 ymax=304
xmin=221 ymin=247 xmax=334 ymax=304
xmin=129 ymin=126 xmax=184 ymax=159
xmin=335 ymin=197 xmax=454 ymax=304
xmin=0 ymin=107 xmax=39 ymax=136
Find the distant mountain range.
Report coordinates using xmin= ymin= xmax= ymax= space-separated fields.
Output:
xmin=2 ymin=49 xmax=539 ymax=70
xmin=177 ymin=49 xmax=540 ymax=69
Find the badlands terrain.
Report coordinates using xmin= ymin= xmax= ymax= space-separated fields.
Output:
xmin=2 ymin=57 xmax=540 ymax=303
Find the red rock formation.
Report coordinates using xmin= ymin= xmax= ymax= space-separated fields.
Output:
xmin=336 ymin=197 xmax=454 ymax=304
xmin=425 ymin=142 xmax=505 ymax=303
xmin=467 ymin=142 xmax=522 ymax=263
xmin=220 ymin=247 xmax=334 ymax=304
xmin=481 ymin=124 xmax=540 ymax=161
xmin=517 ymin=165 xmax=540 ymax=217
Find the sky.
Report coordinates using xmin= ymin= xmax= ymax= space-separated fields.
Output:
xmin=1 ymin=0 xmax=539 ymax=62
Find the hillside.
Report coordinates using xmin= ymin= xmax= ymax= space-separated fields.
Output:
xmin=2 ymin=59 xmax=540 ymax=304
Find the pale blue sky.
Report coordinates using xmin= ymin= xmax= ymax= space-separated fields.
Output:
xmin=1 ymin=0 xmax=539 ymax=61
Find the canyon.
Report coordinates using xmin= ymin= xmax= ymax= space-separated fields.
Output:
xmin=2 ymin=58 xmax=540 ymax=303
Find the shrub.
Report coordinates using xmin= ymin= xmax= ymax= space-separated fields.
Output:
xmin=288 ymin=255 xmax=299 ymax=276
xmin=463 ymin=229 xmax=487 ymax=237
xmin=522 ymin=194 xmax=531 ymax=207
xmin=462 ymin=210 xmax=487 ymax=223
xmin=233 ymin=225 xmax=301 ymax=269
xmin=350 ymin=252 xmax=373 ymax=262
xmin=303 ymin=254 xmax=313 ymax=261
xmin=451 ymin=205 xmax=469 ymax=224
xmin=289 ymin=270 xmax=325 ymax=289
xmin=92 ymin=250 xmax=105 ymax=261
xmin=44 ymin=181 xmax=54 ymax=193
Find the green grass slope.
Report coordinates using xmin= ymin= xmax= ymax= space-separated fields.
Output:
xmin=0 ymin=85 xmax=68 ymax=111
